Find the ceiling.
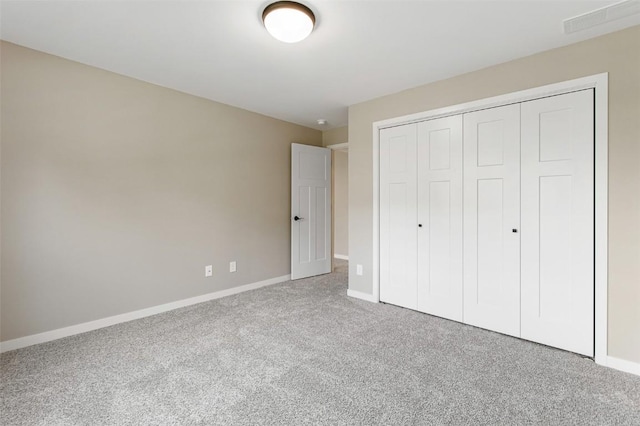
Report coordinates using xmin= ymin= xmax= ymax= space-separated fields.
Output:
xmin=1 ymin=1 xmax=639 ymax=130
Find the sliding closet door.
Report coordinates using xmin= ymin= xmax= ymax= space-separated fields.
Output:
xmin=463 ymin=104 xmax=521 ymax=337
xmin=416 ymin=116 xmax=463 ymax=321
xmin=380 ymin=124 xmax=418 ymax=309
xmin=520 ymin=90 xmax=594 ymax=356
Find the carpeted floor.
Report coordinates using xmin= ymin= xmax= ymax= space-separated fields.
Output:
xmin=1 ymin=260 xmax=639 ymax=425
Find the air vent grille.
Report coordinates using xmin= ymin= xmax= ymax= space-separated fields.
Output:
xmin=563 ymin=0 xmax=640 ymax=34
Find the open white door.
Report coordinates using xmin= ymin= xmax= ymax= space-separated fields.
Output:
xmin=291 ymin=143 xmax=332 ymax=280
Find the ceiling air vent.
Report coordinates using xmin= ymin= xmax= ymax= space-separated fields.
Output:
xmin=563 ymin=0 xmax=640 ymax=34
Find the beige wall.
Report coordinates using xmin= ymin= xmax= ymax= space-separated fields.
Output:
xmin=348 ymin=26 xmax=640 ymax=363
xmin=333 ymin=150 xmax=348 ymax=257
xmin=322 ymin=126 xmax=348 ymax=147
xmin=0 ymin=42 xmax=322 ymax=342
xmin=322 ymin=126 xmax=349 ymax=259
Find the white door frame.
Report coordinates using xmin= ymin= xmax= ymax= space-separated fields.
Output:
xmin=371 ymin=73 xmax=608 ymax=365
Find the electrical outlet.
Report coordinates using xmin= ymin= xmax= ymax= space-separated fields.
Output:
xmin=230 ymin=261 xmax=237 ymax=273
xmin=205 ymin=265 xmax=213 ymax=277
xmin=356 ymin=264 xmax=363 ymax=276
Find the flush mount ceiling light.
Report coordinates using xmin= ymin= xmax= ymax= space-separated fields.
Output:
xmin=262 ymin=1 xmax=315 ymax=43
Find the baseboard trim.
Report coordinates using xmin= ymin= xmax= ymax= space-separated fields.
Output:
xmin=347 ymin=289 xmax=378 ymax=303
xmin=334 ymin=254 xmax=349 ymax=260
xmin=0 ymin=274 xmax=291 ymax=353
xmin=603 ymin=356 xmax=640 ymax=377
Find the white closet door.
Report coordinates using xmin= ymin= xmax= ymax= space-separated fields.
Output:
xmin=463 ymin=104 xmax=521 ymax=337
xmin=380 ymin=124 xmax=418 ymax=309
xmin=416 ymin=116 xmax=463 ymax=321
xmin=521 ymin=90 xmax=594 ymax=356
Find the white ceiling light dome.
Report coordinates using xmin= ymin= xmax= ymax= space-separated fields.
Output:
xmin=262 ymin=1 xmax=315 ymax=43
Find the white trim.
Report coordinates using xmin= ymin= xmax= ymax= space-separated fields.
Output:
xmin=604 ymin=356 xmax=640 ymax=377
xmin=373 ymin=77 xmax=604 ymax=130
xmin=327 ymin=142 xmax=348 ymax=151
xmin=347 ymin=289 xmax=378 ymax=303
xmin=372 ymin=122 xmax=380 ymax=304
xmin=334 ymin=254 xmax=349 ymax=260
xmin=593 ymin=76 xmax=609 ymax=366
xmin=0 ymin=274 xmax=291 ymax=353
xmin=371 ymin=73 xmax=609 ymax=364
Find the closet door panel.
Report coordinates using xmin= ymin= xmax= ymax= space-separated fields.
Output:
xmin=380 ymin=124 xmax=418 ymax=309
xmin=520 ymin=90 xmax=594 ymax=356
xmin=463 ymin=104 xmax=521 ymax=337
xmin=416 ymin=116 xmax=463 ymax=321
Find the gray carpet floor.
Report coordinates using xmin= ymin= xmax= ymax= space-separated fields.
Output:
xmin=2 ymin=260 xmax=639 ymax=425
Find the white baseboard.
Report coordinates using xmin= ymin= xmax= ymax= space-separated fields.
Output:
xmin=347 ymin=288 xmax=378 ymax=303
xmin=602 ymin=356 xmax=640 ymax=377
xmin=334 ymin=254 xmax=349 ymax=260
xmin=0 ymin=274 xmax=291 ymax=353
xmin=6 ymin=273 xmax=637 ymax=379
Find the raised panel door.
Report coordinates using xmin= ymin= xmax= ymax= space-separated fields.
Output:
xmin=463 ymin=104 xmax=521 ymax=337
xmin=380 ymin=124 xmax=418 ymax=309
xmin=520 ymin=90 xmax=594 ymax=356
xmin=416 ymin=115 xmax=463 ymax=321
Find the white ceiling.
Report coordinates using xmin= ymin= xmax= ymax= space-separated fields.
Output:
xmin=1 ymin=1 xmax=639 ymax=130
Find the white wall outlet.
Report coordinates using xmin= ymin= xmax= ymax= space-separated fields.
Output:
xmin=356 ymin=264 xmax=363 ymax=276
xmin=205 ymin=265 xmax=213 ymax=277
xmin=230 ymin=261 xmax=237 ymax=273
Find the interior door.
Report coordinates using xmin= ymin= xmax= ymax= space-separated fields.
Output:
xmin=291 ymin=143 xmax=331 ymax=280
xmin=463 ymin=104 xmax=521 ymax=337
xmin=520 ymin=90 xmax=594 ymax=356
xmin=416 ymin=115 xmax=463 ymax=321
xmin=380 ymin=124 xmax=418 ymax=309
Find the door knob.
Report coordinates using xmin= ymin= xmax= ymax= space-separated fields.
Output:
xmin=294 ymin=216 xmax=303 ymax=221
xmin=512 ymin=228 xmax=518 ymax=233
xmin=418 ymin=224 xmax=423 ymax=227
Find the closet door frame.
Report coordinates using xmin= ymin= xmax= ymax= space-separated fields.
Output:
xmin=371 ymin=73 xmax=608 ymax=366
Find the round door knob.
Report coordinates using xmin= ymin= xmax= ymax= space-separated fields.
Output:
xmin=418 ymin=224 xmax=423 ymax=227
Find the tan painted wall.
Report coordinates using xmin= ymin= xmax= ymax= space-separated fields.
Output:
xmin=348 ymin=26 xmax=640 ymax=363
xmin=0 ymin=42 xmax=322 ymax=342
xmin=322 ymin=126 xmax=348 ymax=147
xmin=322 ymin=126 xmax=349 ymax=259
xmin=333 ymin=150 xmax=348 ymax=258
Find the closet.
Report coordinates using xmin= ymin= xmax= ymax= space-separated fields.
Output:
xmin=379 ymin=89 xmax=594 ymax=356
